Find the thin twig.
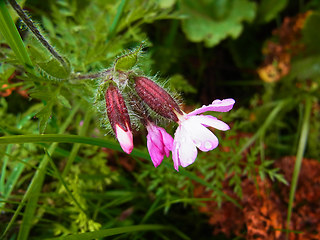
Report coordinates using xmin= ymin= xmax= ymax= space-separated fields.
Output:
xmin=71 ymin=69 xmax=111 ymax=80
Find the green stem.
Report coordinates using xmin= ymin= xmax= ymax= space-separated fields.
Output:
xmin=286 ymin=98 xmax=312 ymax=237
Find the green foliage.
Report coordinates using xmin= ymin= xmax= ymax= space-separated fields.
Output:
xmin=1 ymin=0 xmax=319 ymax=239
xmin=180 ymin=0 xmax=256 ymax=47
xmin=257 ymin=0 xmax=288 ymax=23
xmin=0 ymin=1 xmax=33 ymax=71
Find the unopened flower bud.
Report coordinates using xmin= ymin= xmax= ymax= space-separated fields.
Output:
xmin=105 ymin=84 xmax=133 ymax=154
xmin=134 ymin=77 xmax=182 ymax=122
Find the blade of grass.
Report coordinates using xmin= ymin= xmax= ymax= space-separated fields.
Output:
xmin=1 ymin=104 xmax=80 ymax=239
xmin=17 ymin=104 xmax=81 ymax=240
xmin=0 ymin=0 xmax=34 ymax=72
xmin=62 ymin=110 xmax=92 ymax=178
xmin=108 ymin=0 xmax=127 ymax=39
xmin=1 ymin=155 xmax=31 ymax=208
xmin=0 ymin=133 xmax=242 ymax=208
xmin=45 ymin=149 xmax=87 ymax=214
xmin=0 ymin=134 xmax=125 ymax=155
xmin=44 ymin=224 xmax=184 ymax=240
xmin=0 ymin=145 xmax=12 ymax=197
xmin=286 ymin=98 xmax=312 ymax=238
xmin=233 ymin=99 xmax=289 ymax=159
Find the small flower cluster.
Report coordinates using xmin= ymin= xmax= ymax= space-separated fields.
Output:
xmin=101 ymin=71 xmax=235 ymax=171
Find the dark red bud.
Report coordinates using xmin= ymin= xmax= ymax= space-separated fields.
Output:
xmin=105 ymin=84 xmax=132 ymax=133
xmin=134 ymin=77 xmax=182 ymax=122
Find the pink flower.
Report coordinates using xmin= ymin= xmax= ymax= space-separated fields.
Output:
xmin=172 ymin=98 xmax=235 ymax=171
xmin=146 ymin=122 xmax=173 ymax=168
xmin=115 ymin=123 xmax=133 ymax=154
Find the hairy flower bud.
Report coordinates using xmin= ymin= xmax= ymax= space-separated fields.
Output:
xmin=134 ymin=77 xmax=182 ymax=122
xmin=105 ymin=84 xmax=133 ymax=154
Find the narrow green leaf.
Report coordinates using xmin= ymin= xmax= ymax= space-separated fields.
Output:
xmin=36 ymin=103 xmax=53 ymax=134
xmin=0 ymin=145 xmax=12 ymax=196
xmin=17 ymin=151 xmax=48 ymax=240
xmin=0 ymin=134 xmax=140 ymax=157
xmin=0 ymin=133 xmax=241 ymax=208
xmin=286 ymin=98 xmax=312 ymax=235
xmin=45 ymin=149 xmax=87 ymax=214
xmin=0 ymin=1 xmax=33 ymax=71
xmin=108 ymin=0 xmax=127 ymax=39
xmin=57 ymin=95 xmax=71 ymax=109
xmin=44 ymin=224 xmax=172 ymax=240
xmin=2 ymin=157 xmax=31 ymax=207
xmin=1 ymin=105 xmax=80 ymax=239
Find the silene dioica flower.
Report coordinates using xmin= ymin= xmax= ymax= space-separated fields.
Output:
xmin=99 ymin=48 xmax=235 ymax=171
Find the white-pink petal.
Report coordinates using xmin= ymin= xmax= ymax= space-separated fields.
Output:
xmin=192 ymin=115 xmax=230 ymax=131
xmin=115 ymin=124 xmax=133 ymax=154
xmin=182 ymin=116 xmax=219 ymax=152
xmin=178 ymin=135 xmax=198 ymax=167
xmin=187 ymin=98 xmax=235 ymax=116
xmin=172 ymin=125 xmax=198 ymax=171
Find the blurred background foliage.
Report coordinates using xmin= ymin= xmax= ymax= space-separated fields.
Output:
xmin=0 ymin=0 xmax=320 ymax=239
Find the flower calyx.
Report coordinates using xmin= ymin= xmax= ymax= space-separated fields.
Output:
xmin=134 ymin=76 xmax=182 ymax=122
xmin=105 ymin=83 xmax=133 ymax=154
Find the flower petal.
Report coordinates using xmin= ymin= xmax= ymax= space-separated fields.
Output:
xmin=149 ymin=130 xmax=165 ymax=154
xmin=173 ymin=125 xmax=198 ymax=170
xmin=182 ymin=116 xmax=219 ymax=152
xmin=115 ymin=124 xmax=133 ymax=154
xmin=147 ymin=135 xmax=163 ymax=167
xmin=187 ymin=98 xmax=235 ymax=116
xmin=194 ymin=115 xmax=230 ymax=131
xmin=172 ymin=127 xmax=182 ymax=171
xmin=158 ymin=127 xmax=174 ymax=156
xmin=146 ymin=123 xmax=174 ymax=167
xmin=178 ymin=135 xmax=198 ymax=167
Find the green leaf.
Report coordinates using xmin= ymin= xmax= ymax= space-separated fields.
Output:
xmin=290 ymin=55 xmax=320 ymax=80
xmin=42 ymin=16 xmax=56 ymax=37
xmin=0 ymin=133 xmax=241 ymax=209
xmin=27 ymin=44 xmax=71 ymax=79
xmin=114 ymin=44 xmax=143 ymax=71
xmin=286 ymin=98 xmax=312 ymax=235
xmin=28 ymin=86 xmax=54 ymax=101
xmin=57 ymin=95 xmax=71 ymax=109
xmin=257 ymin=0 xmax=288 ymax=23
xmin=159 ymin=0 xmax=176 ymax=9
xmin=301 ymin=12 xmax=320 ymax=54
xmin=181 ymin=0 xmax=256 ymax=47
xmin=27 ymin=44 xmax=48 ymax=62
xmin=44 ymin=225 xmax=173 ymax=240
xmin=36 ymin=103 xmax=53 ymax=134
xmin=37 ymin=58 xmax=71 ymax=80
